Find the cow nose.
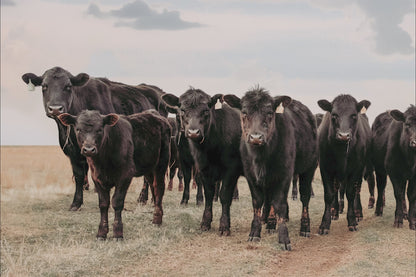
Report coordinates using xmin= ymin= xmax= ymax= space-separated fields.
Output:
xmin=187 ymin=129 xmax=201 ymax=138
xmin=48 ymin=105 xmax=64 ymax=116
xmin=336 ymin=132 xmax=351 ymax=141
xmin=248 ymin=133 xmax=265 ymax=145
xmin=410 ymin=139 xmax=416 ymax=148
xmin=82 ymin=146 xmax=97 ymax=156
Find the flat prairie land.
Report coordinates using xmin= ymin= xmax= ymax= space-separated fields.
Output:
xmin=1 ymin=146 xmax=415 ymax=277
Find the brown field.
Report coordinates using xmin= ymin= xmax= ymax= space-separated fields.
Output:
xmin=1 ymin=146 xmax=415 ymax=277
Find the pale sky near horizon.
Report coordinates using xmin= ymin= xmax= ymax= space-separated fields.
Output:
xmin=1 ymin=0 xmax=415 ymax=145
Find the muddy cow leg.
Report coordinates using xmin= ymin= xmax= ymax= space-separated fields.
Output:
xmin=96 ymin=186 xmax=110 ymax=240
xmin=112 ymin=179 xmax=131 ymax=240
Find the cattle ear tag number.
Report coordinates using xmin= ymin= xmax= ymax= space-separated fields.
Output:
xmin=215 ymin=99 xmax=222 ymax=110
xmin=275 ymin=103 xmax=284 ymax=114
xmin=360 ymin=106 xmax=367 ymax=114
xmin=28 ymin=79 xmax=35 ymax=91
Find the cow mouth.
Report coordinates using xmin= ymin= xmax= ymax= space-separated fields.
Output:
xmin=248 ymin=139 xmax=265 ymax=146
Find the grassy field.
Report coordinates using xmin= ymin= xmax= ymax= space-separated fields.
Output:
xmin=1 ymin=146 xmax=415 ymax=277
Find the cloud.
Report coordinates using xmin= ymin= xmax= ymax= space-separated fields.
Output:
xmin=87 ymin=0 xmax=203 ymax=30
xmin=1 ymin=0 xmax=16 ymax=6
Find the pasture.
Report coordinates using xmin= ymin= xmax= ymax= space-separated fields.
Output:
xmin=1 ymin=146 xmax=415 ymax=277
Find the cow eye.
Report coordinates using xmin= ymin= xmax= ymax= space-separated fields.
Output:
xmin=64 ymin=85 xmax=72 ymax=92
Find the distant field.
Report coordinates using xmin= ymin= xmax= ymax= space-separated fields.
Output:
xmin=1 ymin=146 xmax=415 ymax=277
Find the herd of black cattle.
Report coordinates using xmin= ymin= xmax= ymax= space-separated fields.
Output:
xmin=22 ymin=66 xmax=415 ymax=250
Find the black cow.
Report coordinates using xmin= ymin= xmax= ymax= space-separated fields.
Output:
xmin=224 ymin=88 xmax=318 ymax=251
xmin=22 ymin=66 xmax=167 ymax=211
xmin=372 ymin=106 xmax=416 ymax=229
xmin=317 ymin=94 xmax=371 ymax=234
xmin=162 ymin=88 xmax=243 ymax=235
xmin=58 ymin=110 xmax=171 ymax=239
xmin=290 ymin=113 xmax=322 ymax=200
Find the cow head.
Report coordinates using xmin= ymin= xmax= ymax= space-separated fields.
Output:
xmin=22 ymin=67 xmax=89 ymax=118
xmin=390 ymin=105 xmax=416 ymax=150
xmin=224 ymin=88 xmax=291 ymax=146
xmin=162 ymin=88 xmax=221 ymax=144
xmin=318 ymin=94 xmax=370 ymax=143
xmin=58 ymin=110 xmax=119 ymax=157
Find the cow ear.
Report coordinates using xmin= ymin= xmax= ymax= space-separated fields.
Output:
xmin=357 ymin=100 xmax=371 ymax=114
xmin=70 ymin=73 xmax=89 ymax=87
xmin=318 ymin=100 xmax=332 ymax=112
xmin=22 ymin=73 xmax=43 ymax=86
xmin=162 ymin=94 xmax=180 ymax=108
xmin=209 ymin=94 xmax=224 ymax=109
xmin=274 ymin=96 xmax=292 ymax=113
xmin=103 ymin=113 xmax=119 ymax=126
xmin=223 ymin=94 xmax=242 ymax=110
xmin=58 ymin=113 xmax=77 ymax=126
xmin=389 ymin=110 xmax=405 ymax=122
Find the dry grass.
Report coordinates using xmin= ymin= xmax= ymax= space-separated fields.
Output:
xmin=1 ymin=146 xmax=415 ymax=277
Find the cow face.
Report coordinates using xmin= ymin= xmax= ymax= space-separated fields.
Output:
xmin=58 ymin=110 xmax=119 ymax=157
xmin=224 ymin=88 xmax=291 ymax=146
xmin=162 ymin=88 xmax=221 ymax=143
xmin=318 ymin=95 xmax=370 ymax=143
xmin=390 ymin=106 xmax=416 ymax=150
xmin=22 ymin=67 xmax=89 ymax=118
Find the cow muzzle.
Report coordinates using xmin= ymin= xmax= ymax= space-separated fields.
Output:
xmin=186 ymin=128 xmax=202 ymax=140
xmin=248 ymin=133 xmax=265 ymax=146
xmin=47 ymin=105 xmax=64 ymax=117
xmin=410 ymin=139 xmax=416 ymax=149
xmin=336 ymin=131 xmax=351 ymax=142
xmin=81 ymin=145 xmax=98 ymax=157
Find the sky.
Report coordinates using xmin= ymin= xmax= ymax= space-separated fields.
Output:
xmin=1 ymin=0 xmax=415 ymax=145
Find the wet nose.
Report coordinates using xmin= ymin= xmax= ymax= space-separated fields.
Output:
xmin=187 ymin=129 xmax=201 ymax=138
xmin=248 ymin=133 xmax=265 ymax=145
xmin=82 ymin=146 xmax=97 ymax=156
xmin=336 ymin=131 xmax=351 ymax=141
xmin=48 ymin=105 xmax=64 ymax=116
xmin=410 ymin=139 xmax=416 ymax=148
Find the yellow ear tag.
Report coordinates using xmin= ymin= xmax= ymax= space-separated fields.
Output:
xmin=28 ymin=79 xmax=35 ymax=91
xmin=215 ymin=99 xmax=222 ymax=110
xmin=275 ymin=103 xmax=284 ymax=114
xmin=360 ymin=106 xmax=367 ymax=114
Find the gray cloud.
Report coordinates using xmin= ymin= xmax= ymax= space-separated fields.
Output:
xmin=356 ymin=0 xmax=414 ymax=55
xmin=87 ymin=0 xmax=203 ymax=30
xmin=1 ymin=0 xmax=16 ymax=6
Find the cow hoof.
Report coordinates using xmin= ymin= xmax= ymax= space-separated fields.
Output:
xmin=114 ymin=237 xmax=124 ymax=242
xmin=196 ymin=199 xmax=204 ymax=206
xmin=368 ymin=197 xmax=375 ymax=209
xmin=248 ymin=236 xmax=261 ymax=242
xmin=201 ymin=223 xmax=211 ymax=232
xmin=69 ymin=205 xmax=81 ymax=211
xmin=348 ymin=226 xmax=358 ymax=232
xmin=219 ymin=229 xmax=231 ymax=236
xmin=300 ymin=231 xmax=310 ymax=237
xmin=393 ymin=222 xmax=403 ymax=228
xmin=180 ymin=200 xmax=188 ymax=205
xmin=280 ymin=243 xmax=292 ymax=251
xmin=96 ymin=236 xmax=106 ymax=241
xmin=318 ymin=228 xmax=329 ymax=235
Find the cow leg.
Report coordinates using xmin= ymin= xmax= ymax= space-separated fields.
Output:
xmin=177 ymin=168 xmax=184 ymax=192
xmin=292 ymin=174 xmax=299 ymax=200
xmin=407 ymin=178 xmax=416 ymax=230
xmin=299 ymin=169 xmax=314 ymax=237
xmin=354 ymin=179 xmax=363 ymax=222
xmin=112 ymin=179 xmax=131 ymax=240
xmin=83 ymin=165 xmax=90 ymax=190
xmin=346 ymin=181 xmax=358 ymax=231
xmin=219 ymin=171 xmax=239 ymax=236
xmin=168 ymin=167 xmax=175 ymax=191
xmin=200 ymin=173 xmax=214 ymax=231
xmin=137 ymin=179 xmax=149 ymax=205
xmin=402 ymin=189 xmax=408 ymax=220
xmin=96 ymin=186 xmax=110 ymax=240
xmin=338 ymin=181 xmax=345 ymax=214
xmin=366 ymin=170 xmax=376 ymax=209
xmin=273 ymin=186 xmax=291 ymax=251
xmin=152 ymin=172 xmax=166 ymax=225
xmin=180 ymin=165 xmax=191 ymax=205
xmin=319 ymin=173 xmax=335 ymax=235
xmin=391 ymin=175 xmax=407 ymax=228
xmin=375 ymin=172 xmax=387 ymax=216
xmin=196 ymin=178 xmax=204 ymax=205
xmin=69 ymin=158 xmax=88 ymax=211
xmin=249 ymin=191 xmax=264 ymax=242
xmin=232 ymin=184 xmax=239 ymax=200
xmin=331 ymin=184 xmax=340 ymax=220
